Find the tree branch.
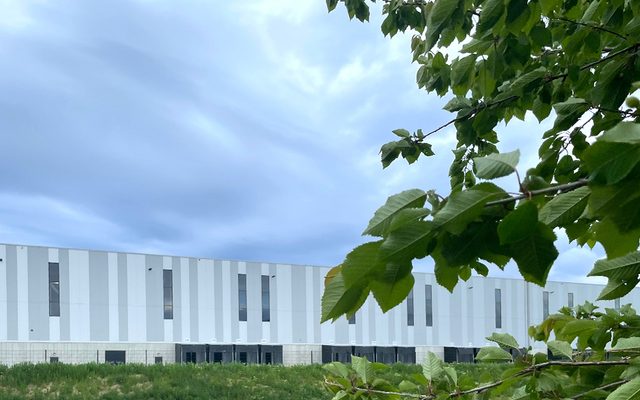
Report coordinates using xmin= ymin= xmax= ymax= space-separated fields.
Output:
xmin=485 ymin=179 xmax=589 ymax=207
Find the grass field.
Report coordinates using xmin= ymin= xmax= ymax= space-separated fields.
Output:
xmin=0 ymin=362 xmax=507 ymax=399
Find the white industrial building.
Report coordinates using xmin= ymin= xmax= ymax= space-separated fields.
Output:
xmin=0 ymin=243 xmax=636 ymax=366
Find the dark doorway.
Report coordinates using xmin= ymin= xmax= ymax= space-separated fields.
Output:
xmin=105 ymin=351 xmax=126 ymax=365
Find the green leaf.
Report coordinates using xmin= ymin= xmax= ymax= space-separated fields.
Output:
xmin=351 ymin=355 xmax=373 ymax=384
xmin=486 ymin=332 xmax=520 ymax=350
xmin=341 ymin=241 xmax=384 ymax=288
xmin=583 ymin=142 xmax=640 ymax=185
xmin=473 ymin=150 xmax=520 ymax=179
xmin=606 ymin=377 xmax=640 ymax=400
xmin=599 ymin=122 xmax=640 ymax=144
xmin=547 ymin=340 xmax=573 ymax=359
xmin=392 ymin=128 xmax=411 ymax=138
xmin=426 ymin=0 xmax=461 ymax=49
xmin=326 ymin=0 xmax=339 ymax=12
xmin=451 ymin=55 xmax=477 ymax=87
xmin=444 ymin=366 xmax=457 ymax=386
xmin=398 ymin=380 xmax=419 ymax=392
xmin=370 ymin=261 xmax=414 ymax=312
xmin=538 ymin=186 xmax=590 ymax=228
xmin=613 ymin=338 xmax=640 ymax=352
xmin=364 ymin=189 xmax=427 ymax=237
xmin=559 ymin=319 xmax=598 ymax=343
xmin=321 ymin=273 xmax=369 ymax=322
xmin=475 ymin=347 xmax=512 ymax=362
xmin=499 ymin=203 xmax=558 ymax=286
xmin=552 ymin=97 xmax=589 ymax=131
xmin=422 ymin=351 xmax=444 ymax=383
xmin=380 ymin=221 xmax=433 ymax=260
xmin=330 ymin=390 xmax=349 ymax=400
xmin=498 ymin=202 xmax=538 ymax=244
xmin=595 ymin=218 xmax=640 ymax=259
xmin=598 ymin=276 xmax=640 ymax=301
xmin=589 ymin=251 xmax=640 ymax=280
xmin=432 ymin=189 xmax=496 ymax=234
xmin=323 ymin=362 xmax=350 ymax=378
xmin=477 ymin=0 xmax=504 ymax=33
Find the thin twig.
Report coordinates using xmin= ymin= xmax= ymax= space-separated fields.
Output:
xmin=570 ymin=379 xmax=629 ymax=399
xmin=485 ymin=179 xmax=589 ymax=207
xmin=553 ymin=17 xmax=628 ymax=41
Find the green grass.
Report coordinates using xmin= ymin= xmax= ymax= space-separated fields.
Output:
xmin=0 ymin=362 xmax=508 ymax=399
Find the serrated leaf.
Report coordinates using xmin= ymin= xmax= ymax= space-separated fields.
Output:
xmin=583 ymin=142 xmax=640 ymax=185
xmin=606 ymin=377 xmax=640 ymax=400
xmin=341 ymin=241 xmax=384 ymax=288
xmin=330 ymin=390 xmax=349 ymax=400
xmin=398 ymin=380 xmax=418 ymax=392
xmin=477 ymin=0 xmax=505 ymax=32
xmin=599 ymin=122 xmax=640 ymax=144
xmin=475 ymin=347 xmax=512 ymax=362
xmin=351 ymin=355 xmax=373 ymax=384
xmin=388 ymin=208 xmax=430 ymax=233
xmin=498 ymin=202 xmax=538 ymax=244
xmin=559 ymin=319 xmax=598 ymax=343
xmin=321 ymin=273 xmax=369 ymax=322
xmin=380 ymin=221 xmax=433 ymax=260
xmin=422 ymin=351 xmax=444 ymax=383
xmin=486 ymin=332 xmax=519 ymax=349
xmin=595 ymin=218 xmax=640 ymax=259
xmin=323 ymin=362 xmax=350 ymax=378
xmin=364 ymin=189 xmax=427 ymax=237
xmin=539 ymin=186 xmax=590 ymax=227
xmin=433 ymin=189 xmax=496 ymax=234
xmin=426 ymin=0 xmax=461 ymax=49
xmin=473 ymin=150 xmax=520 ymax=179
xmin=392 ymin=128 xmax=411 ymax=138
xmin=444 ymin=366 xmax=457 ymax=386
xmin=370 ymin=261 xmax=414 ymax=312
xmin=589 ymin=251 xmax=640 ymax=280
xmin=598 ymin=276 xmax=640 ymax=301
xmin=547 ymin=340 xmax=573 ymax=359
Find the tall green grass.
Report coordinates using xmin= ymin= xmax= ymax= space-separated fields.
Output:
xmin=0 ymin=362 xmax=507 ymax=399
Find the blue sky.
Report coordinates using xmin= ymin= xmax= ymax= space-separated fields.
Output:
xmin=0 ymin=1 xmax=603 ymax=283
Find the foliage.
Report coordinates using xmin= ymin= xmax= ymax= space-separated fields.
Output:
xmin=322 ymin=0 xmax=640 ymax=398
xmin=321 ymin=0 xmax=640 ymax=322
xmin=324 ymin=303 xmax=640 ymax=399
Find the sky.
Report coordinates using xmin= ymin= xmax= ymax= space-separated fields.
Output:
xmin=0 ymin=0 xmax=605 ymax=284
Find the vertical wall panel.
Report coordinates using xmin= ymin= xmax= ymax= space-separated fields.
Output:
xmin=127 ymin=254 xmax=146 ymax=342
xmin=0 ymin=245 xmax=7 ymax=340
xmin=68 ymin=250 xmax=90 ymax=341
xmin=246 ymin=262 xmax=261 ymax=343
xmin=229 ymin=261 xmax=239 ymax=341
xmin=291 ymin=266 xmax=307 ymax=343
xmin=276 ymin=264 xmax=292 ymax=344
xmin=269 ymin=263 xmax=279 ymax=343
xmin=48 ymin=248 xmax=60 ymax=341
xmin=145 ymin=255 xmax=163 ymax=342
xmin=214 ymin=260 xmax=223 ymax=342
xmin=180 ymin=258 xmax=191 ymax=341
xmin=221 ymin=260 xmax=230 ymax=342
xmin=305 ymin=267 xmax=315 ymax=344
xmin=107 ymin=253 xmax=119 ymax=341
xmin=198 ymin=259 xmax=215 ymax=342
xmin=5 ymin=245 xmax=17 ymax=340
xmin=172 ymin=257 xmax=182 ymax=342
xmin=314 ymin=267 xmax=323 ymax=344
xmin=117 ymin=253 xmax=128 ymax=341
xmin=58 ymin=249 xmax=70 ymax=341
xmin=89 ymin=251 xmax=109 ymax=341
xmin=27 ymin=246 xmax=48 ymax=340
xmin=189 ymin=258 xmax=199 ymax=343
xmin=16 ymin=245 xmax=29 ymax=341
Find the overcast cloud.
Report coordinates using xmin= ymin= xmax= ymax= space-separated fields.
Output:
xmin=0 ymin=0 xmax=604 ymax=283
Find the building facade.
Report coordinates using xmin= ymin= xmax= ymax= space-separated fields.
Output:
xmin=0 ymin=243 xmax=636 ymax=366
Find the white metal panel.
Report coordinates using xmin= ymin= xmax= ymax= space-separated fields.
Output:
xmin=277 ymin=264 xmax=293 ymax=344
xmin=68 ymin=250 xmax=90 ymax=341
xmin=107 ymin=252 xmax=119 ymax=341
xmin=221 ymin=260 xmax=230 ymax=342
xmin=180 ymin=257 xmax=190 ymax=342
xmin=198 ymin=259 xmax=215 ymax=342
xmin=0 ymin=245 xmax=6 ymax=340
xmin=127 ymin=253 xmax=146 ymax=342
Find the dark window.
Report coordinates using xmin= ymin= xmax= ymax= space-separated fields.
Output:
xmin=238 ymin=274 xmax=247 ymax=321
xmin=333 ymin=353 xmax=339 ymax=362
xmin=49 ymin=357 xmax=59 ymax=363
xmin=163 ymin=269 xmax=173 ymax=319
xmin=568 ymin=292 xmax=574 ymax=308
xmin=154 ymin=356 xmax=163 ymax=365
xmin=213 ymin=352 xmax=223 ymax=363
xmin=615 ymin=298 xmax=621 ymax=310
xmin=348 ymin=313 xmax=355 ymax=324
xmin=407 ymin=289 xmax=414 ymax=326
xmin=264 ymin=352 xmax=272 ymax=365
xmin=495 ymin=288 xmax=502 ymax=329
xmin=49 ymin=262 xmax=60 ymax=317
xmin=185 ymin=352 xmax=197 ymax=363
xmin=105 ymin=351 xmax=126 ymax=365
xmin=425 ymin=284 xmax=433 ymax=327
xmin=239 ymin=352 xmax=247 ymax=364
xmin=262 ymin=275 xmax=270 ymax=322
xmin=543 ymin=291 xmax=550 ymax=320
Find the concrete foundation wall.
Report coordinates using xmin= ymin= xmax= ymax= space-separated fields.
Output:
xmin=416 ymin=346 xmax=445 ymax=363
xmin=0 ymin=342 xmax=175 ymax=366
xmin=282 ymin=344 xmax=322 ymax=366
